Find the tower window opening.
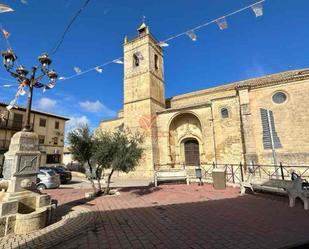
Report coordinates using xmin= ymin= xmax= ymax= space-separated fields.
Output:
xmin=133 ymin=54 xmax=140 ymax=67
xmin=155 ymin=54 xmax=159 ymax=70
xmin=221 ymin=108 xmax=229 ymax=119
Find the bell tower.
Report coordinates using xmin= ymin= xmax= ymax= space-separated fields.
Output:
xmin=123 ymin=23 xmax=165 ymax=177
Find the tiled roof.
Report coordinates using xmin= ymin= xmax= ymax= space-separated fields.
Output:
xmin=0 ymin=102 xmax=70 ymax=121
xmin=170 ymin=68 xmax=309 ymax=101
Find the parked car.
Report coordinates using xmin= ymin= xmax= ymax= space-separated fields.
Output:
xmin=40 ymin=165 xmax=72 ymax=184
xmin=37 ymin=168 xmax=60 ymax=191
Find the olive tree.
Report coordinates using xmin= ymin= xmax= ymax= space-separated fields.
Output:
xmin=68 ymin=125 xmax=143 ymax=195
xmin=67 ymin=126 xmax=101 ymax=194
xmin=94 ymin=129 xmax=144 ymax=195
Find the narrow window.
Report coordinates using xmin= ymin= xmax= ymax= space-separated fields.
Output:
xmin=38 ymin=135 xmax=45 ymax=144
xmin=154 ymin=54 xmax=159 ymax=70
xmin=55 ymin=121 xmax=59 ymax=129
xmin=39 ymin=118 xmax=46 ymax=127
xmin=12 ymin=113 xmax=23 ymax=129
xmin=221 ymin=108 xmax=229 ymax=119
xmin=133 ymin=54 xmax=139 ymax=67
xmin=53 ymin=137 xmax=58 ymax=145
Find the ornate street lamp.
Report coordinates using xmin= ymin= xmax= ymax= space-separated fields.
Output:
xmin=1 ymin=49 xmax=58 ymax=131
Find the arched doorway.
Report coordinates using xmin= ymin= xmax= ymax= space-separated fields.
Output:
xmin=184 ymin=139 xmax=200 ymax=166
xmin=168 ymin=112 xmax=203 ymax=166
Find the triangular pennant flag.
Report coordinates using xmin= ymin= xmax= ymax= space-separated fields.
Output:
xmin=216 ymin=17 xmax=228 ymax=30
xmin=158 ymin=41 xmax=169 ymax=47
xmin=1 ymin=28 xmax=10 ymax=39
xmin=7 ymin=97 xmax=17 ymax=110
xmin=74 ymin=67 xmax=82 ymax=74
xmin=0 ymin=4 xmax=14 ymax=13
xmin=95 ymin=66 xmax=103 ymax=73
xmin=18 ymin=87 xmax=26 ymax=96
xmin=113 ymin=59 xmax=123 ymax=64
xmin=251 ymin=2 xmax=263 ymax=17
xmin=186 ymin=30 xmax=197 ymax=41
xmin=47 ymin=82 xmax=56 ymax=89
xmin=6 ymin=104 xmax=13 ymax=110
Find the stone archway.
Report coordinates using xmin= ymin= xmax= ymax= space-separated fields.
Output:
xmin=168 ymin=112 xmax=203 ymax=166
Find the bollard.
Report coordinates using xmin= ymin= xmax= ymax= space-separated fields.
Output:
xmin=240 ymin=162 xmax=244 ymax=182
xmin=280 ymin=162 xmax=285 ymax=180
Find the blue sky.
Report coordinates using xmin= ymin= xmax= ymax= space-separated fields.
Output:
xmin=0 ymin=0 xmax=308 ymax=133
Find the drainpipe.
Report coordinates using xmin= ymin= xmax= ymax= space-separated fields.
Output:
xmin=210 ymin=101 xmax=217 ymax=164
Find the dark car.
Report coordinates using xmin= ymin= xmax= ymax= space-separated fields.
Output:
xmin=40 ymin=165 xmax=72 ymax=184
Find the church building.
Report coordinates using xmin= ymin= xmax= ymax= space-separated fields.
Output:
xmin=99 ymin=23 xmax=309 ymax=179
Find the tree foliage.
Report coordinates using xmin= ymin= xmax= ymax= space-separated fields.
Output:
xmin=68 ymin=125 xmax=143 ymax=195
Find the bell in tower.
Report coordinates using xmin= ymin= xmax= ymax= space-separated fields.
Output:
xmin=137 ymin=22 xmax=149 ymax=37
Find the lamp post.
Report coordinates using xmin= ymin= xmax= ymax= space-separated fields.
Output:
xmin=1 ymin=49 xmax=58 ymax=132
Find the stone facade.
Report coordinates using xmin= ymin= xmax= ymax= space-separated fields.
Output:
xmin=0 ymin=103 xmax=69 ymax=172
xmin=99 ymin=23 xmax=309 ymax=179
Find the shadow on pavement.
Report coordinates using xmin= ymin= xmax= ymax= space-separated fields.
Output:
xmin=13 ymin=186 xmax=309 ymax=249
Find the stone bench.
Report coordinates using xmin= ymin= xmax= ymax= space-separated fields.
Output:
xmin=241 ymin=176 xmax=309 ymax=210
xmin=154 ymin=170 xmax=189 ymax=187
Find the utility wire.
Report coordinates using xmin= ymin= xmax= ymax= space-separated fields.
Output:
xmin=50 ymin=0 xmax=91 ymax=55
xmin=58 ymin=0 xmax=266 ymax=82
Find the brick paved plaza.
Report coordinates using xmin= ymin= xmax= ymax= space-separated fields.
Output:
xmin=1 ymin=184 xmax=309 ymax=249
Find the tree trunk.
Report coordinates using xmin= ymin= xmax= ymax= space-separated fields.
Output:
xmin=104 ymin=168 xmax=114 ymax=195
xmin=97 ymin=177 xmax=102 ymax=195
xmin=87 ymin=161 xmax=98 ymax=194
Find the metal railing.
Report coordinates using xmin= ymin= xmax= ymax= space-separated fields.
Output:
xmin=154 ymin=162 xmax=309 ymax=184
xmin=0 ymin=119 xmax=33 ymax=131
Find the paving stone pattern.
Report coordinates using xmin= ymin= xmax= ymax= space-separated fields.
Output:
xmin=1 ymin=184 xmax=309 ymax=249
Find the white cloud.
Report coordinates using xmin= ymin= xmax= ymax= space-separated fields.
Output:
xmin=79 ymin=100 xmax=115 ymax=116
xmin=37 ymin=97 xmax=57 ymax=110
xmin=66 ymin=116 xmax=90 ymax=130
xmin=20 ymin=0 xmax=29 ymax=5
xmin=65 ymin=115 xmax=90 ymax=144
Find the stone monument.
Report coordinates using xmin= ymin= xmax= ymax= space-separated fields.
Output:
xmin=0 ymin=131 xmax=56 ymax=237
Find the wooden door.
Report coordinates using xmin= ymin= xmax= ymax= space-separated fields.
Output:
xmin=184 ymin=139 xmax=200 ymax=166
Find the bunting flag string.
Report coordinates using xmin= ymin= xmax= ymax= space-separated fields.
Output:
xmin=0 ymin=0 xmax=266 ymax=86
xmin=6 ymin=83 xmax=27 ymax=110
xmin=54 ymin=0 xmax=265 ymax=82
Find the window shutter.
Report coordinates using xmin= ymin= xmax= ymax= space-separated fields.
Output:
xmin=260 ymin=108 xmax=282 ymax=150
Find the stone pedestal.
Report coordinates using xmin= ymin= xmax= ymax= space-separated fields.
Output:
xmin=0 ymin=131 xmax=56 ymax=237
xmin=3 ymin=131 xmax=40 ymax=193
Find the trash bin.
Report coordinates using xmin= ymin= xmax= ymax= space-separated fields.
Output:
xmin=212 ymin=168 xmax=226 ymax=189
xmin=195 ymin=167 xmax=202 ymax=179
xmin=195 ymin=167 xmax=203 ymax=186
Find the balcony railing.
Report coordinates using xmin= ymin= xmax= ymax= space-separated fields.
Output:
xmin=0 ymin=119 xmax=33 ymax=131
xmin=0 ymin=139 xmax=10 ymax=150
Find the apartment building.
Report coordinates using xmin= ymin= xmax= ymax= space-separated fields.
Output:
xmin=0 ymin=102 xmax=69 ymax=171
